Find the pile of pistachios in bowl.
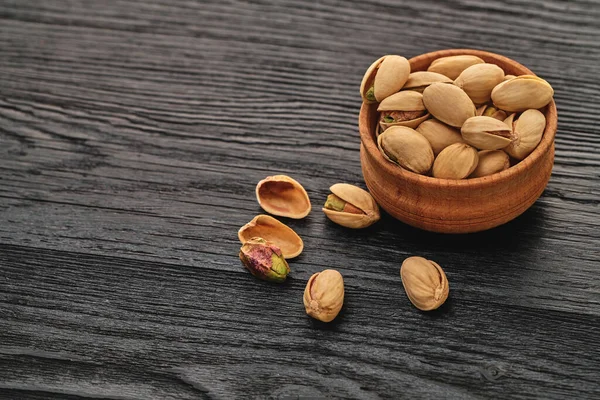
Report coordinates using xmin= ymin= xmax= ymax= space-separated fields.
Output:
xmin=362 ymin=54 xmax=554 ymax=179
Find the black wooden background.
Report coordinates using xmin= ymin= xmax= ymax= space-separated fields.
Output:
xmin=1 ymin=1 xmax=599 ymax=399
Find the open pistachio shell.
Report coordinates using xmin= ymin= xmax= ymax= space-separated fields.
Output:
xmin=422 ymin=83 xmax=476 ymax=128
xmin=416 ymin=119 xmax=465 ymax=155
xmin=322 ymin=183 xmax=380 ymax=229
xmin=238 ymin=214 xmax=304 ymax=259
xmin=256 ymin=175 xmax=311 ymax=219
xmin=469 ymin=150 xmax=510 ymax=178
xmin=476 ymin=104 xmax=508 ymax=121
xmin=402 ymin=71 xmax=453 ymax=92
xmin=427 ymin=55 xmax=485 ymax=80
xmin=504 ymin=109 xmax=546 ymax=160
xmin=491 ymin=75 xmax=554 ymax=112
xmin=454 ymin=63 xmax=505 ymax=105
xmin=461 ymin=116 xmax=512 ymax=150
xmin=378 ymin=91 xmax=430 ymax=130
xmin=360 ymin=55 xmax=410 ymax=103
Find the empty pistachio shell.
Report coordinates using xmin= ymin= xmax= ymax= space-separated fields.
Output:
xmin=476 ymin=104 xmax=508 ymax=121
xmin=238 ymin=214 xmax=303 ymax=259
xmin=427 ymin=55 xmax=485 ymax=80
xmin=454 ymin=63 xmax=505 ymax=105
xmin=378 ymin=126 xmax=434 ymax=174
xmin=416 ymin=119 xmax=465 ymax=155
xmin=255 ymin=175 xmax=311 ymax=219
xmin=239 ymin=237 xmax=290 ymax=283
xmin=400 ymin=256 xmax=449 ymax=311
xmin=461 ymin=116 xmax=512 ymax=150
xmin=491 ymin=75 xmax=554 ymax=112
xmin=402 ymin=71 xmax=453 ymax=92
xmin=378 ymin=91 xmax=430 ymax=130
xmin=422 ymin=83 xmax=476 ymax=128
xmin=360 ymin=55 xmax=410 ymax=103
xmin=323 ymin=183 xmax=380 ymax=229
xmin=469 ymin=150 xmax=510 ymax=178
xmin=504 ymin=109 xmax=546 ymax=160
xmin=304 ymin=269 xmax=344 ymax=322
xmin=432 ymin=143 xmax=479 ymax=179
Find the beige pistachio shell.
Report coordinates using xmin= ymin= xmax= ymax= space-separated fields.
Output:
xmin=402 ymin=71 xmax=453 ymax=92
xmin=469 ymin=150 xmax=510 ymax=178
xmin=360 ymin=55 xmax=410 ymax=103
xmin=378 ymin=126 xmax=434 ymax=174
xmin=422 ymin=83 xmax=476 ymax=128
xmin=432 ymin=143 xmax=479 ymax=179
xmin=304 ymin=269 xmax=344 ymax=322
xmin=427 ymin=55 xmax=485 ymax=80
xmin=491 ymin=75 xmax=554 ymax=112
xmin=255 ymin=175 xmax=311 ymax=219
xmin=323 ymin=183 xmax=380 ymax=229
xmin=504 ymin=74 xmax=517 ymax=81
xmin=416 ymin=119 xmax=465 ymax=155
xmin=400 ymin=256 xmax=449 ymax=311
xmin=461 ymin=116 xmax=512 ymax=150
xmin=378 ymin=91 xmax=430 ymax=130
xmin=476 ymin=104 xmax=508 ymax=121
xmin=504 ymin=109 xmax=546 ymax=160
xmin=379 ymin=113 xmax=430 ymax=131
xmin=238 ymin=214 xmax=303 ymax=259
xmin=454 ymin=63 xmax=505 ymax=105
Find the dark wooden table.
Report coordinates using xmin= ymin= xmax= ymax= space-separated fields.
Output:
xmin=1 ymin=1 xmax=599 ymax=399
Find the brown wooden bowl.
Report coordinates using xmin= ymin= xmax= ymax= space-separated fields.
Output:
xmin=359 ymin=49 xmax=558 ymax=233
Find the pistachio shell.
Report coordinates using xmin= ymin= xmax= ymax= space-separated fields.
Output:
xmin=322 ymin=183 xmax=380 ymax=229
xmin=378 ymin=126 xmax=434 ymax=174
xmin=504 ymin=74 xmax=517 ymax=81
xmin=422 ymin=83 xmax=476 ymax=128
xmin=432 ymin=143 xmax=479 ymax=179
xmin=400 ymin=256 xmax=449 ymax=311
xmin=454 ymin=63 xmax=505 ymax=105
xmin=378 ymin=91 xmax=429 ymax=130
xmin=360 ymin=55 xmax=410 ymax=103
xmin=416 ymin=119 xmax=465 ymax=155
xmin=476 ymin=104 xmax=508 ymax=121
xmin=402 ymin=71 xmax=453 ymax=92
xmin=504 ymin=109 xmax=546 ymax=160
xmin=461 ymin=116 xmax=512 ymax=150
xmin=238 ymin=214 xmax=303 ymax=259
xmin=427 ymin=55 xmax=485 ymax=80
xmin=469 ymin=150 xmax=510 ymax=178
xmin=491 ymin=75 xmax=554 ymax=112
xmin=304 ymin=269 xmax=344 ymax=322
xmin=255 ymin=175 xmax=311 ymax=219
xmin=379 ymin=113 xmax=431 ymax=130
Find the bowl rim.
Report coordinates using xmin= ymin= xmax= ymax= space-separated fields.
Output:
xmin=359 ymin=48 xmax=558 ymax=189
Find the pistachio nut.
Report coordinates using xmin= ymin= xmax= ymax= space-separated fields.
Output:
xmin=304 ymin=269 xmax=344 ymax=322
xmin=469 ymin=150 xmax=510 ymax=178
xmin=432 ymin=143 xmax=479 ymax=179
xmin=476 ymin=104 xmax=508 ymax=121
xmin=239 ymin=237 xmax=290 ymax=283
xmin=402 ymin=71 xmax=453 ymax=93
xmin=504 ymin=74 xmax=517 ymax=81
xmin=256 ymin=175 xmax=311 ymax=219
xmin=377 ymin=91 xmax=430 ymax=130
xmin=491 ymin=75 xmax=554 ymax=112
xmin=454 ymin=63 xmax=505 ymax=105
xmin=238 ymin=214 xmax=303 ymax=259
xmin=427 ymin=55 xmax=485 ymax=80
xmin=504 ymin=109 xmax=546 ymax=160
xmin=377 ymin=126 xmax=434 ymax=175
xmin=461 ymin=116 xmax=512 ymax=150
xmin=360 ymin=55 xmax=410 ymax=103
xmin=323 ymin=183 xmax=380 ymax=229
xmin=416 ymin=119 xmax=465 ymax=155
xmin=422 ymin=83 xmax=476 ymax=128
xmin=400 ymin=256 xmax=449 ymax=311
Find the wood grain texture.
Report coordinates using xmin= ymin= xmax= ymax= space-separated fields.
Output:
xmin=0 ymin=0 xmax=599 ymax=399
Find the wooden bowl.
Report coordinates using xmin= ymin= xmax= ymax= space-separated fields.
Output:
xmin=359 ymin=49 xmax=558 ymax=233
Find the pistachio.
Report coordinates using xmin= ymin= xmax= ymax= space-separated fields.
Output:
xmin=238 ymin=214 xmax=304 ymax=259
xmin=360 ymin=55 xmax=410 ymax=103
xmin=416 ymin=119 xmax=465 ymax=155
xmin=400 ymin=256 xmax=449 ymax=311
xmin=422 ymin=83 xmax=476 ymax=128
xmin=239 ymin=237 xmax=290 ymax=283
xmin=402 ymin=71 xmax=453 ymax=93
xmin=377 ymin=126 xmax=434 ymax=174
xmin=491 ymin=75 xmax=554 ymax=112
xmin=427 ymin=55 xmax=485 ymax=80
xmin=323 ymin=183 xmax=380 ymax=229
xmin=504 ymin=109 xmax=546 ymax=160
xmin=504 ymin=74 xmax=517 ymax=81
xmin=304 ymin=269 xmax=344 ymax=322
xmin=256 ymin=175 xmax=311 ymax=219
xmin=469 ymin=150 xmax=510 ymax=178
xmin=432 ymin=143 xmax=479 ymax=179
xmin=476 ymin=104 xmax=508 ymax=121
xmin=461 ymin=116 xmax=512 ymax=150
xmin=377 ymin=91 xmax=430 ymax=130
xmin=454 ymin=63 xmax=505 ymax=105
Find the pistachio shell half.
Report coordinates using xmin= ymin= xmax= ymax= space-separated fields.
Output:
xmin=461 ymin=116 xmax=512 ymax=150
xmin=360 ymin=55 xmax=410 ymax=103
xmin=504 ymin=109 xmax=546 ymax=160
xmin=469 ymin=150 xmax=510 ymax=178
xmin=476 ymin=104 xmax=508 ymax=121
xmin=322 ymin=183 xmax=380 ymax=229
xmin=256 ymin=175 xmax=311 ymax=219
xmin=454 ymin=63 xmax=505 ymax=105
xmin=402 ymin=71 xmax=453 ymax=92
xmin=491 ymin=75 xmax=554 ymax=112
xmin=238 ymin=214 xmax=303 ymax=259
xmin=432 ymin=143 xmax=479 ymax=179
xmin=416 ymin=119 xmax=465 ymax=155
xmin=378 ymin=126 xmax=434 ymax=175
xmin=427 ymin=55 xmax=485 ymax=80
xmin=378 ymin=91 xmax=430 ymax=130
xmin=422 ymin=83 xmax=476 ymax=128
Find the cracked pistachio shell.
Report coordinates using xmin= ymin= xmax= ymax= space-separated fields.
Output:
xmin=378 ymin=126 xmax=434 ymax=175
xmin=322 ymin=183 xmax=380 ymax=229
xmin=504 ymin=109 xmax=546 ymax=160
xmin=304 ymin=269 xmax=344 ymax=322
xmin=469 ymin=150 xmax=510 ymax=178
xmin=461 ymin=116 xmax=512 ymax=150
xmin=256 ymin=175 xmax=311 ymax=219
xmin=432 ymin=143 xmax=479 ymax=179
xmin=378 ymin=91 xmax=430 ymax=130
xmin=476 ymin=104 xmax=508 ymax=121
xmin=422 ymin=83 xmax=476 ymax=128
xmin=401 ymin=256 xmax=449 ymax=311
xmin=491 ymin=75 xmax=554 ymax=112
xmin=360 ymin=55 xmax=410 ymax=103
xmin=416 ymin=119 xmax=465 ymax=155
xmin=454 ymin=63 xmax=505 ymax=105
xmin=402 ymin=71 xmax=453 ymax=92
xmin=239 ymin=237 xmax=290 ymax=283
xmin=427 ymin=55 xmax=485 ymax=80
xmin=238 ymin=214 xmax=303 ymax=259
